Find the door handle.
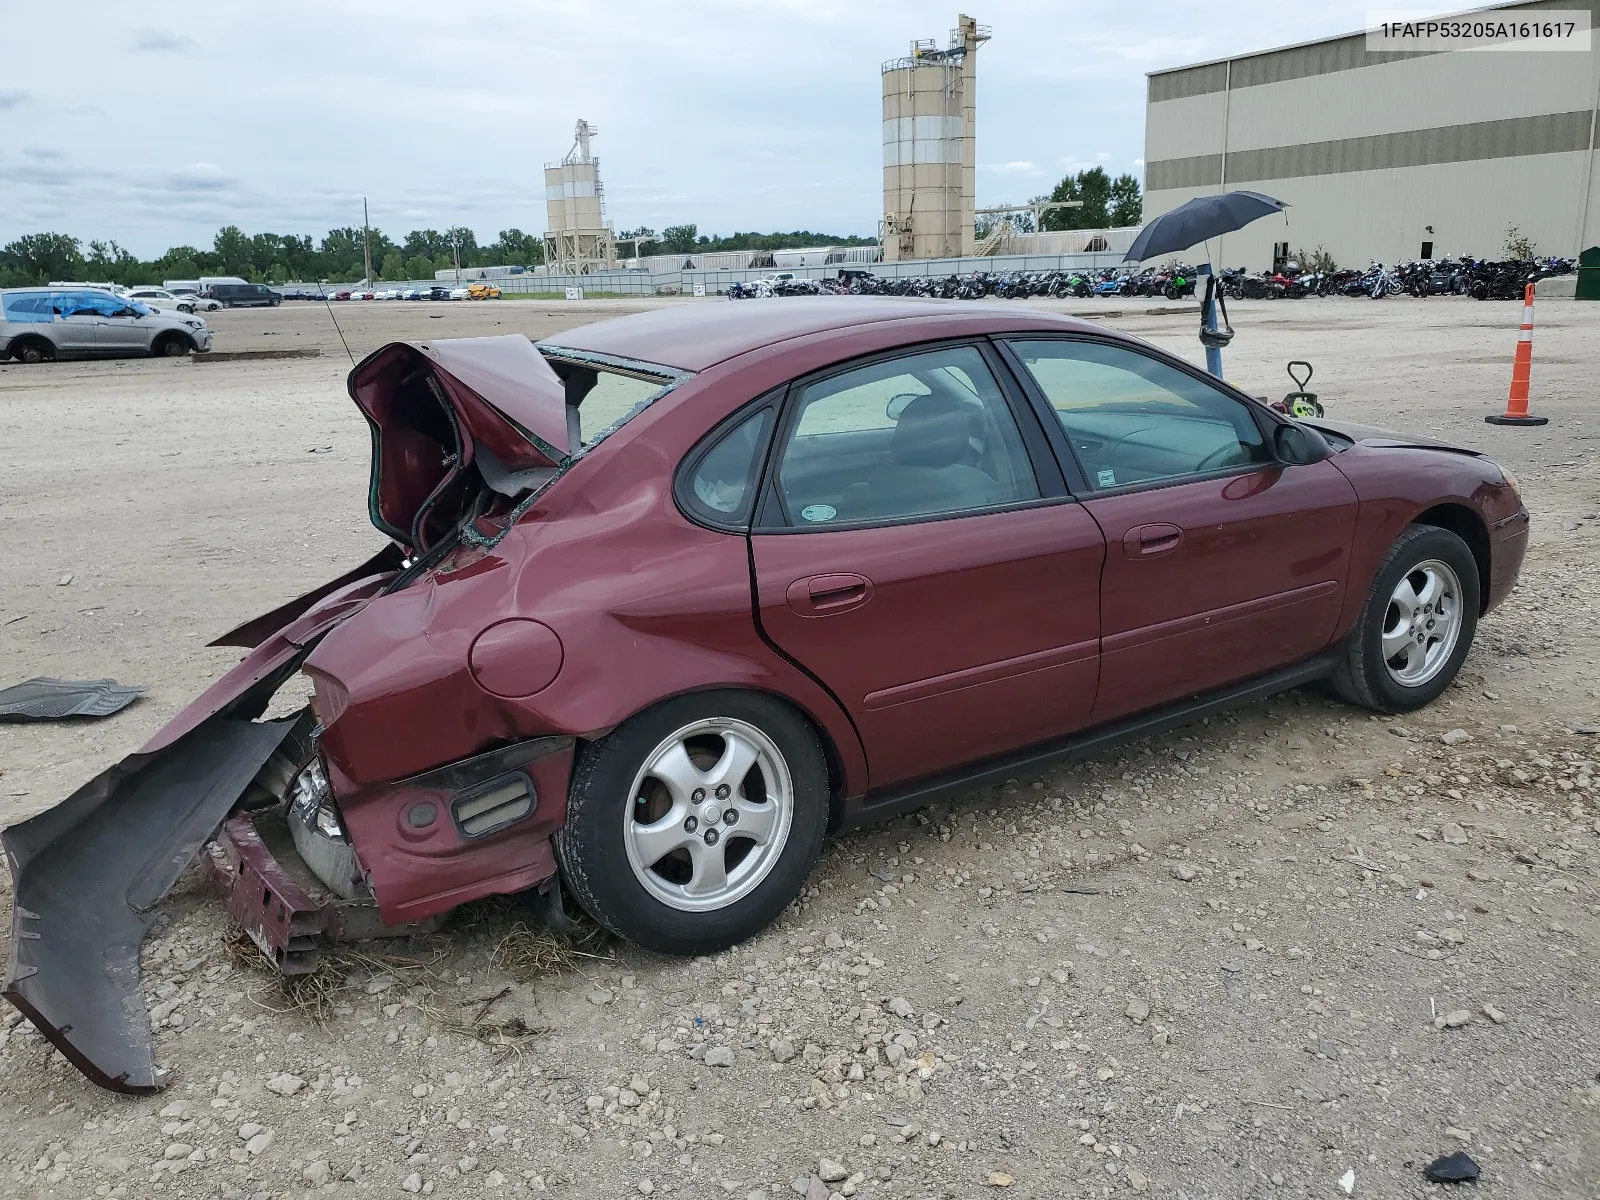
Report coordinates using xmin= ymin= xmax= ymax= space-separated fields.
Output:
xmin=786 ymin=573 xmax=873 ymax=616
xmin=1122 ymin=523 xmax=1184 ymax=558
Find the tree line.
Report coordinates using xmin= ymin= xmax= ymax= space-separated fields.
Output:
xmin=617 ymin=226 xmax=878 ymax=256
xmin=0 ymin=226 xmax=543 ymax=289
xmin=977 ymin=169 xmax=1142 ymax=237
xmin=0 ymin=224 xmax=879 ymax=288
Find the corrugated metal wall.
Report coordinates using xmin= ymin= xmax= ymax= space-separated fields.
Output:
xmin=1142 ymin=0 xmax=1600 ymax=267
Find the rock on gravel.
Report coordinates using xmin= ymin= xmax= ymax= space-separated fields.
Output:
xmin=704 ymin=1046 xmax=736 ymax=1067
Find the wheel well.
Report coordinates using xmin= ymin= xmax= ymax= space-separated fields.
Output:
xmin=579 ymin=685 xmax=853 ymax=831
xmin=8 ymin=333 xmax=55 ymax=359
xmin=1413 ymin=504 xmax=1490 ymax=613
xmin=155 ymin=331 xmax=193 ymax=351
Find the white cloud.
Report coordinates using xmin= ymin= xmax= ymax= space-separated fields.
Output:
xmin=133 ymin=28 xmax=197 ymax=53
xmin=167 ymin=163 xmax=235 ymax=192
xmin=982 ymin=160 xmax=1040 ymax=175
xmin=0 ymin=88 xmax=31 ymax=109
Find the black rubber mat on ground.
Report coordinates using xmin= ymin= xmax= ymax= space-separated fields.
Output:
xmin=0 ymin=678 xmax=146 ymax=722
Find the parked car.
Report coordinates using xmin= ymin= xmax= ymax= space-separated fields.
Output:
xmin=202 ymin=282 xmax=282 ymax=308
xmin=2 ymin=299 xmax=1528 ymax=1093
xmin=449 ymin=286 xmax=471 ymax=300
xmin=427 ymin=284 xmax=455 ymax=300
xmin=126 ymin=287 xmax=197 ymax=314
xmin=467 ymin=282 xmax=502 ymax=300
xmin=1 ymin=286 xmax=212 ymax=362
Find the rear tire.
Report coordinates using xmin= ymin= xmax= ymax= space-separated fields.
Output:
xmin=556 ymin=691 xmax=829 ymax=955
xmin=1331 ymin=525 xmax=1480 ymax=713
xmin=14 ymin=339 xmax=49 ymax=365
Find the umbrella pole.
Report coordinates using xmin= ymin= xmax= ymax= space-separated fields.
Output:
xmin=1199 ymin=263 xmax=1225 ymax=379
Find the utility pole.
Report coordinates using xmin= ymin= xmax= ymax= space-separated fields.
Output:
xmin=362 ymin=198 xmax=374 ymax=286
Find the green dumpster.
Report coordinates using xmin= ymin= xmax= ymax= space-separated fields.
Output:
xmin=1578 ymin=246 xmax=1600 ymax=300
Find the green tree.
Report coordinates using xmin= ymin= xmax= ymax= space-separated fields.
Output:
xmin=213 ymin=225 xmax=254 ymax=278
xmin=660 ymin=224 xmax=698 ymax=254
xmin=489 ymin=229 xmax=543 ymax=265
xmin=1109 ymin=174 xmax=1142 ymax=226
xmin=1040 ymin=168 xmax=1135 ymax=230
xmin=0 ymin=232 xmax=86 ymax=284
xmin=404 ymin=255 xmax=435 ymax=281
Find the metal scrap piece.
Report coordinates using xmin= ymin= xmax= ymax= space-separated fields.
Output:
xmin=0 ymin=677 xmax=146 ymax=722
xmin=2 ymin=716 xmax=299 ymax=1092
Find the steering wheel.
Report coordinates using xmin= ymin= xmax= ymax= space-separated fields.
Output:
xmin=1194 ymin=443 xmax=1243 ymax=472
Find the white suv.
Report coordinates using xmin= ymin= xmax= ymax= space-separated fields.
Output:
xmin=0 ymin=287 xmax=214 ymax=363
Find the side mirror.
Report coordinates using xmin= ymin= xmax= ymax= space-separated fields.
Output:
xmin=1274 ymin=422 xmax=1333 ymax=466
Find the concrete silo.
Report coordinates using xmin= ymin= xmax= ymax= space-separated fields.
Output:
xmin=543 ymin=120 xmax=617 ymax=275
xmin=881 ymin=15 xmax=989 ymax=262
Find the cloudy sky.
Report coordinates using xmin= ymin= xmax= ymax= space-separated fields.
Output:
xmin=2 ymin=0 xmax=1427 ymax=254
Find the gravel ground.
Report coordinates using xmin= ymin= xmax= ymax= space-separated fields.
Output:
xmin=1 ymin=296 xmax=1596 ymax=1200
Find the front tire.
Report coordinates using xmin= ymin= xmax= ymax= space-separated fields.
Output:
xmin=556 ymin=691 xmax=828 ymax=955
xmin=1331 ymin=525 xmax=1480 ymax=713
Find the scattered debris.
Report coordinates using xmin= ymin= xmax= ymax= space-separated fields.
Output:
xmin=0 ymin=676 xmax=145 ymax=722
xmin=1338 ymin=1167 xmax=1356 ymax=1194
xmin=1424 ymin=1152 xmax=1481 ymax=1184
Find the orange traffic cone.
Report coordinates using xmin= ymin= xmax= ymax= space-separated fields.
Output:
xmin=1486 ymin=282 xmax=1548 ymax=426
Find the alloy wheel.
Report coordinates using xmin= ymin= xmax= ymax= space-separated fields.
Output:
xmin=622 ymin=718 xmax=793 ymax=913
xmin=1381 ymin=558 xmax=1464 ymax=687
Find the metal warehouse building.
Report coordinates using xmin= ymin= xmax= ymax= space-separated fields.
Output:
xmin=1142 ymin=0 xmax=1600 ymax=270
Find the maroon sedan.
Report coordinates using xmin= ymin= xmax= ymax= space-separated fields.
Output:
xmin=4 ymin=299 xmax=1528 ymax=1091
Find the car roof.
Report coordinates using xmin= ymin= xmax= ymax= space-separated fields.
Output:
xmin=541 ymin=297 xmax=1105 ymax=372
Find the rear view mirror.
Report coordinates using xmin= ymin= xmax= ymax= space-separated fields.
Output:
xmin=1274 ymin=422 xmax=1333 ymax=466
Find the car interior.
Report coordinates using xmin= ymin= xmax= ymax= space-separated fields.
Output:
xmin=1008 ymin=339 xmax=1272 ymax=489
xmin=775 ymin=346 xmax=1038 ymax=526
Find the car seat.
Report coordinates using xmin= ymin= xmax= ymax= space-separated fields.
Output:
xmin=841 ymin=393 xmax=1004 ymax=520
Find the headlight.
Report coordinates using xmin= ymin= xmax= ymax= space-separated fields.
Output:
xmin=1489 ymin=461 xmax=1519 ymax=492
xmin=288 ymin=757 xmax=344 ymax=839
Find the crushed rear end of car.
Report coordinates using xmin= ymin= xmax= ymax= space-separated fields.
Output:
xmin=1 ymin=335 xmax=603 ymax=1092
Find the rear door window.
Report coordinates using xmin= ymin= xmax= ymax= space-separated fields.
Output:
xmin=773 ymin=344 xmax=1039 ymax=526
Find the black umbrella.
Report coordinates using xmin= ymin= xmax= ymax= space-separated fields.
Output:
xmin=1123 ymin=190 xmax=1288 ymax=262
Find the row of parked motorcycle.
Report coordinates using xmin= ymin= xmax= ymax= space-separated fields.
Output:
xmin=1218 ymin=256 xmax=1574 ymax=301
xmin=727 ymin=255 xmax=1575 ymax=303
xmin=730 ymin=266 xmax=1200 ymax=302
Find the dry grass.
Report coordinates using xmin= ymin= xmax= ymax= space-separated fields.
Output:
xmin=224 ymin=904 xmax=611 ymax=1052
xmin=490 ymin=919 xmax=611 ymax=981
xmin=226 ymin=930 xmax=442 ymax=1024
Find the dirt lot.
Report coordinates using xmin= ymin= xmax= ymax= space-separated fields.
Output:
xmin=1 ymin=296 xmax=1597 ymax=1200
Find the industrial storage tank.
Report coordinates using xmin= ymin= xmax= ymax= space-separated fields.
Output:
xmin=543 ymin=120 xmax=617 ymax=274
xmin=881 ymin=15 xmax=988 ymax=262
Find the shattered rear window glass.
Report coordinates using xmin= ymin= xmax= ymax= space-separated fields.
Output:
xmin=579 ymin=372 xmax=662 ymax=445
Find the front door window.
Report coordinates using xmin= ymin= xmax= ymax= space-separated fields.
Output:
xmin=1006 ymin=339 xmax=1272 ymax=491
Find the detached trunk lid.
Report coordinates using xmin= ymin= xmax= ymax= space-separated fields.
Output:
xmin=349 ymin=336 xmax=570 ymax=552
